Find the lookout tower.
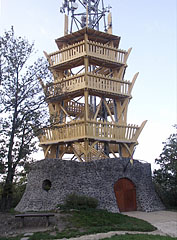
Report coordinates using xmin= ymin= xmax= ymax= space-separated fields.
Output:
xmin=39 ymin=0 xmax=147 ymax=162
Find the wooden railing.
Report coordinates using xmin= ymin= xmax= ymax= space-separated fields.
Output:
xmin=66 ymin=101 xmax=85 ymax=115
xmin=40 ymin=120 xmax=86 ymax=143
xmin=87 ymin=73 xmax=130 ymax=95
xmin=39 ymin=120 xmax=139 ymax=144
xmin=45 ymin=73 xmax=130 ymax=98
xmin=87 ymin=40 xmax=127 ymax=64
xmin=49 ymin=40 xmax=85 ymax=66
xmin=46 ymin=74 xmax=85 ymax=98
xmin=48 ymin=40 xmax=127 ymax=67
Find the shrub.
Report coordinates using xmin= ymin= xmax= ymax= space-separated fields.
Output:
xmin=63 ymin=193 xmax=98 ymax=210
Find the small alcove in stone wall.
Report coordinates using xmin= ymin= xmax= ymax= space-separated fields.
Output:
xmin=42 ymin=179 xmax=52 ymax=192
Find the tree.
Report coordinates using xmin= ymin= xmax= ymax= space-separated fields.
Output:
xmin=0 ymin=27 xmax=51 ymax=210
xmin=153 ymin=125 xmax=177 ymax=207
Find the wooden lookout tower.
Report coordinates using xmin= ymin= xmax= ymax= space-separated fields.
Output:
xmin=39 ymin=0 xmax=147 ymax=162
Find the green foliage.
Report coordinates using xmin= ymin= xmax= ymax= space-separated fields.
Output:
xmin=0 ymin=26 xmax=52 ymax=210
xmin=153 ymin=125 xmax=177 ymax=207
xmin=12 ymin=182 xmax=26 ymax=208
xmin=62 ymin=193 xmax=98 ymax=210
xmin=0 ymin=180 xmax=26 ymax=210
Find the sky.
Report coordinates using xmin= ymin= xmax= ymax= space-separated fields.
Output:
xmin=0 ymin=0 xmax=176 ymax=169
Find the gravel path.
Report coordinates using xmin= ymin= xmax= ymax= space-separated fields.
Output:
xmin=57 ymin=230 xmax=166 ymax=240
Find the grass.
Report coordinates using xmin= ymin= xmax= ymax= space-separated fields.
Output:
xmin=65 ymin=209 xmax=156 ymax=233
xmin=0 ymin=209 xmax=176 ymax=240
xmin=103 ymin=234 xmax=176 ymax=240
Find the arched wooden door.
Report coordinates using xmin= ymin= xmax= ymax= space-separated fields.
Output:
xmin=114 ymin=178 xmax=137 ymax=212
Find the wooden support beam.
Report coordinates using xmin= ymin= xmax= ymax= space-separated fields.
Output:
xmin=84 ymin=140 xmax=89 ymax=162
xmin=134 ymin=120 xmax=147 ymax=140
xmin=74 ymin=142 xmax=86 ymax=155
xmin=70 ymin=145 xmax=83 ymax=162
xmin=124 ymin=48 xmax=132 ymax=64
xmin=117 ymin=48 xmax=132 ymax=80
xmin=103 ymin=99 xmax=115 ymax=123
xmin=60 ymin=105 xmax=73 ymax=121
xmin=44 ymin=145 xmax=51 ymax=158
xmin=128 ymin=72 xmax=139 ymax=94
xmin=94 ymin=99 xmax=102 ymax=120
xmin=43 ymin=51 xmax=50 ymax=61
xmin=84 ymin=90 xmax=89 ymax=121
xmin=88 ymin=141 xmax=99 ymax=154
xmin=122 ymin=143 xmax=133 ymax=157
xmin=118 ymin=99 xmax=129 ymax=122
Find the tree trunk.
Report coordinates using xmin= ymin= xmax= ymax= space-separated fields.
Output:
xmin=0 ymin=70 xmax=19 ymax=211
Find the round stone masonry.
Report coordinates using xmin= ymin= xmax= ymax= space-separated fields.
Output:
xmin=15 ymin=158 xmax=165 ymax=213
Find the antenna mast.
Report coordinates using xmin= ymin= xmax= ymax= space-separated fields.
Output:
xmin=60 ymin=0 xmax=112 ymax=33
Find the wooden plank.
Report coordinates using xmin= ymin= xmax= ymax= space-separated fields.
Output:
xmin=128 ymin=72 xmax=139 ymax=94
xmin=103 ymin=99 xmax=115 ymax=123
xmin=70 ymin=145 xmax=83 ymax=162
xmin=94 ymin=99 xmax=102 ymax=120
xmin=134 ymin=120 xmax=147 ymax=140
xmin=44 ymin=145 xmax=51 ymax=158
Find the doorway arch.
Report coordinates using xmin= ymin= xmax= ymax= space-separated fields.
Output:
xmin=114 ymin=178 xmax=137 ymax=212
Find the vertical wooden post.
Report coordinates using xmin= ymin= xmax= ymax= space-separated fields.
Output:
xmin=113 ymin=99 xmax=118 ymax=122
xmin=84 ymin=90 xmax=89 ymax=121
xmin=64 ymin=14 xmax=68 ymax=36
xmin=84 ymin=139 xmax=89 ymax=162
xmin=107 ymin=12 xmax=112 ymax=34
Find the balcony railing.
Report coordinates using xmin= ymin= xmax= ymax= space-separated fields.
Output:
xmin=39 ymin=120 xmax=139 ymax=145
xmin=49 ymin=40 xmax=85 ymax=66
xmin=45 ymin=73 xmax=131 ymax=98
xmin=48 ymin=40 xmax=127 ymax=67
xmin=66 ymin=101 xmax=85 ymax=115
xmin=87 ymin=40 xmax=126 ymax=64
xmin=87 ymin=73 xmax=130 ymax=95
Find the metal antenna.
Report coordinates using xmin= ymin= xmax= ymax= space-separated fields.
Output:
xmin=60 ymin=0 xmax=112 ymax=33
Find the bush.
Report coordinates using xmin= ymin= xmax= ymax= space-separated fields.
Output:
xmin=154 ymin=181 xmax=177 ymax=208
xmin=63 ymin=193 xmax=98 ymax=210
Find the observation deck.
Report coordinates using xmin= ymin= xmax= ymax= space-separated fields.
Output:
xmin=45 ymin=73 xmax=132 ymax=101
xmin=39 ymin=120 xmax=146 ymax=146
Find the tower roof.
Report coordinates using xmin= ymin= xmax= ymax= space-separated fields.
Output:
xmin=55 ymin=27 xmax=120 ymax=49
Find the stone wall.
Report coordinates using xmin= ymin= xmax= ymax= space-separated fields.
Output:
xmin=15 ymin=158 xmax=164 ymax=212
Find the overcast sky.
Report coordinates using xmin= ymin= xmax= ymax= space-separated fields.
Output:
xmin=0 ymin=0 xmax=176 ymax=169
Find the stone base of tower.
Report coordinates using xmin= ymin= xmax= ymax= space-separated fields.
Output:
xmin=15 ymin=158 xmax=165 ymax=213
